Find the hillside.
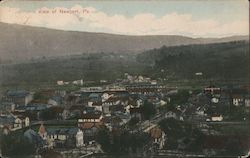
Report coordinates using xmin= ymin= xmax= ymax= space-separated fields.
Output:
xmin=0 ymin=41 xmax=249 ymax=88
xmin=137 ymin=41 xmax=249 ymax=80
xmin=0 ymin=22 xmax=248 ymax=63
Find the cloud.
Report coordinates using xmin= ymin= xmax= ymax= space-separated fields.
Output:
xmin=0 ymin=5 xmax=248 ymax=37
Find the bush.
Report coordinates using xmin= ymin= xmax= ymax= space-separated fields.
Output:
xmin=1 ymin=133 xmax=36 ymax=157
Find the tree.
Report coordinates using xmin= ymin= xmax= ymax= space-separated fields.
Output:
xmin=225 ymin=138 xmax=244 ymax=156
xmin=170 ymin=90 xmax=190 ymax=105
xmin=1 ymin=133 xmax=35 ymax=157
xmin=96 ymin=128 xmax=150 ymax=155
xmin=128 ymin=117 xmax=140 ymax=127
xmin=140 ymin=101 xmax=156 ymax=120
xmin=96 ymin=128 xmax=111 ymax=152
xmin=39 ymin=107 xmax=58 ymax=120
xmin=159 ymin=118 xmax=204 ymax=151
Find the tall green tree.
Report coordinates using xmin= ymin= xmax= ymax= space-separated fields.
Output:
xmin=140 ymin=101 xmax=156 ymax=120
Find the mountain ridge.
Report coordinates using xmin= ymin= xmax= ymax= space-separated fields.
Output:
xmin=0 ymin=22 xmax=248 ymax=63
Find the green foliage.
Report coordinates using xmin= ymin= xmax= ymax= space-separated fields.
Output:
xmin=170 ymin=90 xmax=190 ymax=105
xmin=223 ymin=138 xmax=245 ymax=156
xmin=140 ymin=101 xmax=156 ymax=120
xmin=137 ymin=41 xmax=249 ymax=80
xmin=0 ymin=133 xmax=35 ymax=157
xmin=96 ymin=128 xmax=150 ymax=155
xmin=159 ymin=118 xmax=205 ymax=151
xmin=96 ymin=128 xmax=111 ymax=152
xmin=39 ymin=107 xmax=62 ymax=120
xmin=128 ymin=117 xmax=140 ymax=127
xmin=226 ymin=106 xmax=250 ymax=121
xmin=206 ymin=104 xmax=250 ymax=121
xmin=0 ymin=53 xmax=146 ymax=86
xmin=1 ymin=41 xmax=248 ymax=88
xmin=166 ymin=104 xmax=177 ymax=111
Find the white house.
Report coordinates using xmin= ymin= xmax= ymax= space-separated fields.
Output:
xmin=46 ymin=127 xmax=84 ymax=148
xmin=211 ymin=97 xmax=219 ymax=103
xmin=245 ymin=97 xmax=250 ymax=107
xmin=72 ymin=79 xmax=83 ymax=85
xmin=232 ymin=95 xmax=244 ymax=106
xmin=76 ymin=129 xmax=84 ymax=147
xmin=38 ymin=124 xmax=47 ymax=140
xmin=196 ymin=107 xmax=207 ymax=116
xmin=57 ymin=80 xmax=64 ymax=85
xmin=13 ymin=116 xmax=30 ymax=129
xmin=211 ymin=115 xmax=223 ymax=121
xmin=101 ymin=93 xmax=113 ymax=102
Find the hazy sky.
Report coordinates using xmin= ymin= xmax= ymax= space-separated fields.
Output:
xmin=0 ymin=0 xmax=248 ymax=37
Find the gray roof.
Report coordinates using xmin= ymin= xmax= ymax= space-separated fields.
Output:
xmin=6 ymin=90 xmax=30 ymax=98
xmin=47 ymin=127 xmax=78 ymax=136
xmin=0 ymin=115 xmax=15 ymax=125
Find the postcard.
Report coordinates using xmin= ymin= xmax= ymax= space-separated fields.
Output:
xmin=0 ymin=0 xmax=249 ymax=158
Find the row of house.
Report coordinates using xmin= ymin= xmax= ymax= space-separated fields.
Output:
xmin=204 ymin=85 xmax=250 ymax=107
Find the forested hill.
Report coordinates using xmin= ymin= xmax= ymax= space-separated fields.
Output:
xmin=0 ymin=41 xmax=248 ymax=88
xmin=137 ymin=40 xmax=249 ymax=80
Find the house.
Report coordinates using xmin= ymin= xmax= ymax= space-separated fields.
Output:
xmin=103 ymin=113 xmax=130 ymax=130
xmin=78 ymin=111 xmax=103 ymax=143
xmin=195 ymin=106 xmax=207 ymax=116
xmin=72 ymin=79 xmax=83 ymax=85
xmin=130 ymin=107 xmax=142 ymax=121
xmin=204 ymin=86 xmax=221 ymax=95
xmin=101 ymin=93 xmax=113 ymax=102
xmin=150 ymin=127 xmax=166 ymax=149
xmin=127 ymin=96 xmax=143 ymax=108
xmin=48 ymin=96 xmax=63 ymax=106
xmin=102 ymin=116 xmax=122 ymax=130
xmin=38 ymin=123 xmax=47 ymax=140
xmin=211 ymin=97 xmax=219 ymax=103
xmin=0 ymin=115 xmax=15 ymax=130
xmin=76 ymin=129 xmax=84 ymax=147
xmin=125 ymin=95 xmax=144 ymax=113
xmin=13 ymin=115 xmax=30 ymax=129
xmin=232 ymin=95 xmax=244 ymax=106
xmin=5 ymin=90 xmax=33 ymax=106
xmin=37 ymin=123 xmax=84 ymax=148
xmin=0 ymin=102 xmax=15 ymax=112
xmin=103 ymin=104 xmax=111 ymax=115
xmin=47 ymin=128 xmax=84 ymax=148
xmin=92 ymin=102 xmax=103 ymax=112
xmin=89 ymin=93 xmax=101 ymax=101
xmin=211 ymin=115 xmax=223 ymax=121
xmin=102 ymin=97 xmax=121 ymax=106
xmin=109 ymin=104 xmax=125 ymax=114
xmin=165 ymin=111 xmax=177 ymax=119
xmin=245 ymin=96 xmax=250 ymax=107
xmin=165 ymin=109 xmax=184 ymax=121
xmin=2 ymin=126 xmax=11 ymax=135
xmin=57 ymin=80 xmax=64 ymax=85
xmin=78 ymin=111 xmax=103 ymax=123
xmin=79 ymin=122 xmax=103 ymax=143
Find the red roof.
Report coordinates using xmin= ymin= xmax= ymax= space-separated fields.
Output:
xmin=150 ymin=127 xmax=163 ymax=139
xmin=79 ymin=122 xmax=103 ymax=129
